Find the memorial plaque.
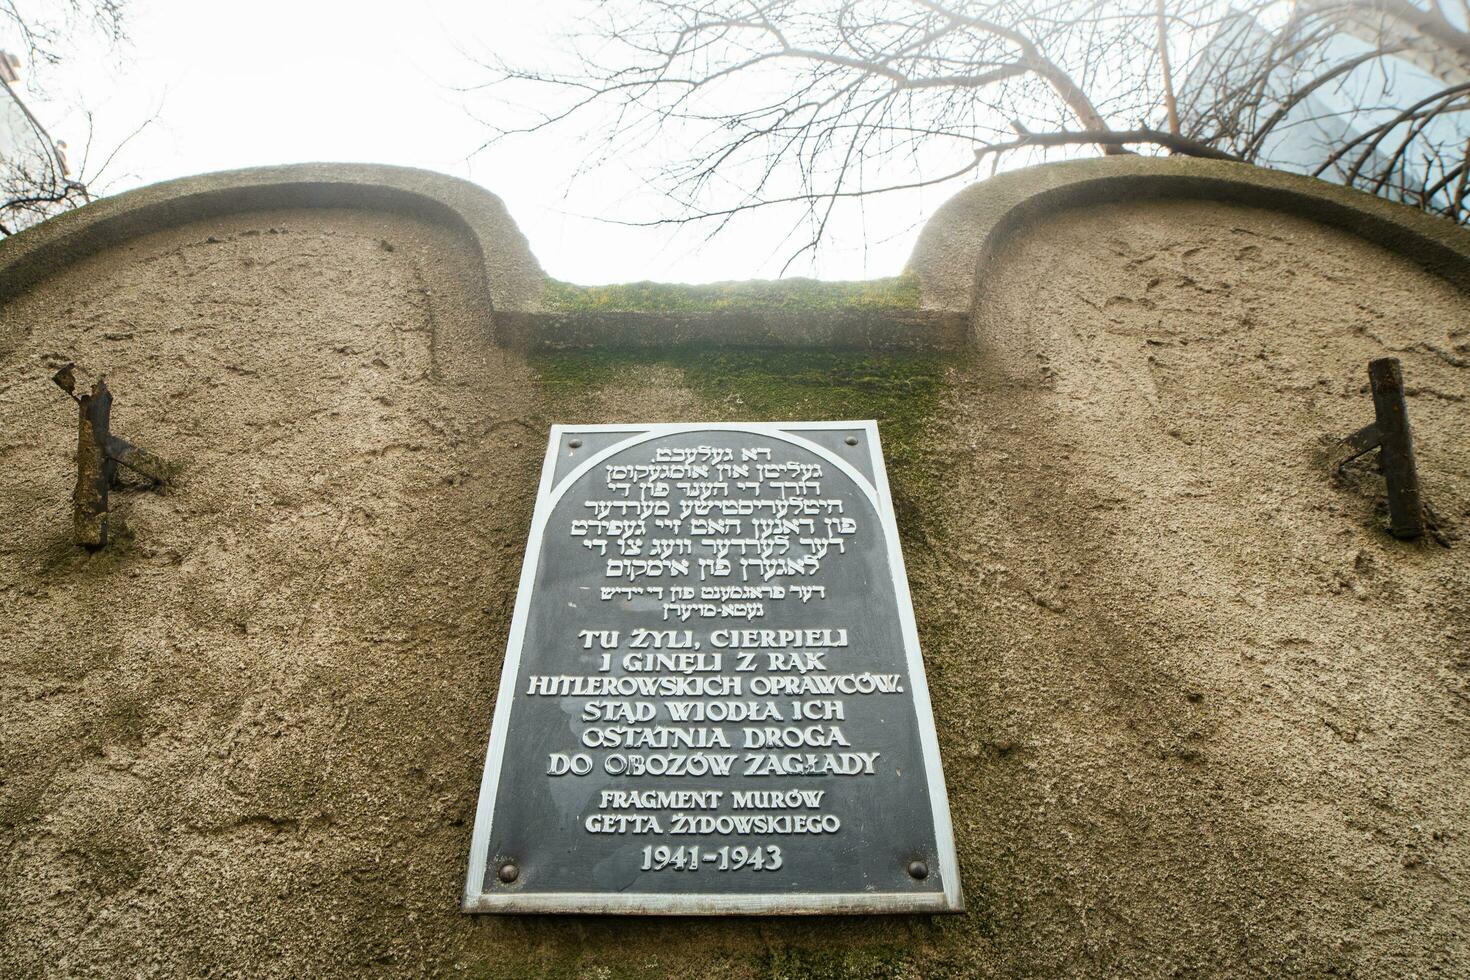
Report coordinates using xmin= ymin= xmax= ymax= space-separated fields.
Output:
xmin=463 ymin=422 xmax=963 ymax=914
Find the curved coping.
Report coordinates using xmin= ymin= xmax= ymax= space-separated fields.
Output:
xmin=0 ymin=162 xmax=547 ymax=315
xmin=905 ymin=155 xmax=1470 ymax=315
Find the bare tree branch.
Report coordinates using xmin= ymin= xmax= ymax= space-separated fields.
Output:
xmin=989 ymin=123 xmax=1242 ymax=161
xmin=0 ymin=1 xmax=134 ymax=234
xmin=465 ymin=0 xmax=1470 ymax=268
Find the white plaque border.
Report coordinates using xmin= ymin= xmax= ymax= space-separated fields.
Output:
xmin=463 ymin=421 xmax=963 ymax=915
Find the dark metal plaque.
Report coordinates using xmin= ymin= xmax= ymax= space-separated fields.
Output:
xmin=464 ymin=422 xmax=962 ymax=914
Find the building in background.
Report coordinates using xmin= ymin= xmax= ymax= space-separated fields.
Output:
xmin=1182 ymin=3 xmax=1470 ymax=220
xmin=0 ymin=48 xmax=82 ymax=234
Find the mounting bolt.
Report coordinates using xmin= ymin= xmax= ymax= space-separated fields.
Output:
xmin=844 ymin=435 xmax=859 ymax=446
xmin=498 ymin=862 xmax=519 ymax=884
xmin=907 ymin=860 xmax=929 ymax=880
xmin=568 ymin=438 xmax=583 ymax=450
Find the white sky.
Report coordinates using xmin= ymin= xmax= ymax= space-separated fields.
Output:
xmin=24 ymin=0 xmax=967 ymax=284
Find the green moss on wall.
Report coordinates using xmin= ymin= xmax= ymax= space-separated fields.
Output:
xmin=467 ymin=938 xmax=949 ymax=980
xmin=531 ymin=347 xmax=946 ymax=470
xmin=543 ymin=275 xmax=922 ymax=314
xmin=530 ymin=345 xmax=959 ymax=559
xmin=754 ymin=945 xmax=922 ymax=980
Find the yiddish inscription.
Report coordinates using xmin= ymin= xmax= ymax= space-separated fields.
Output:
xmin=464 ymin=422 xmax=962 ymax=914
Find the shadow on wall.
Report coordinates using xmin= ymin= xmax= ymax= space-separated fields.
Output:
xmin=0 ymin=156 xmax=1466 ymax=976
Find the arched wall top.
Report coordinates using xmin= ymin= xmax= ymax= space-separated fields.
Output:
xmin=906 ymin=155 xmax=1470 ymax=316
xmin=14 ymin=156 xmax=1465 ymax=351
xmin=0 ymin=162 xmax=547 ymax=316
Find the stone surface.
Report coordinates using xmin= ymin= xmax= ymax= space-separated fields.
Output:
xmin=906 ymin=154 xmax=1470 ymax=316
xmin=0 ymin=163 xmax=1467 ymax=977
xmin=0 ymin=162 xmax=547 ymax=323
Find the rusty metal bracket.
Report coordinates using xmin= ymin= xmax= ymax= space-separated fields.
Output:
xmin=52 ymin=364 xmax=173 ymax=548
xmin=1333 ymin=357 xmax=1424 ymax=540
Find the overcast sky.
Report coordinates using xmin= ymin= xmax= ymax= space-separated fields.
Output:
xmin=25 ymin=0 xmax=969 ymax=284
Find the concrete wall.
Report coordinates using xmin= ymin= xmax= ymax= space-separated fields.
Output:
xmin=0 ymin=160 xmax=1466 ymax=978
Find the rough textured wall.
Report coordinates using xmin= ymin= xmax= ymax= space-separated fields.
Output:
xmin=946 ymin=198 xmax=1469 ymax=974
xmin=0 ymin=208 xmax=547 ymax=976
xmin=1 ymin=194 xmax=1467 ymax=979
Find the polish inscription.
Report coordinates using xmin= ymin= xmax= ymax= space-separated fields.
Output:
xmin=464 ymin=423 xmax=961 ymax=914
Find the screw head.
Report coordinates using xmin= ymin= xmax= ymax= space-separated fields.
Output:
xmin=844 ymin=435 xmax=859 ymax=446
xmin=568 ymin=438 xmax=583 ymax=449
xmin=907 ymin=860 xmax=929 ymax=880
xmin=498 ymin=862 xmax=519 ymax=884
